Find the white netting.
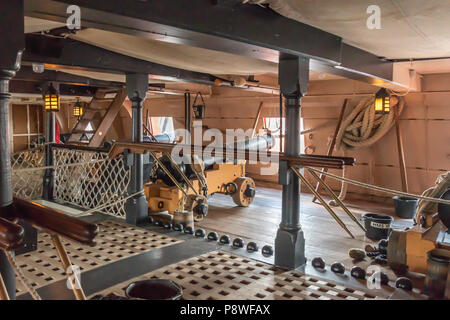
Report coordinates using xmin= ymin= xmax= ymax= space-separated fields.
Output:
xmin=11 ymin=146 xmax=46 ymax=200
xmin=52 ymin=148 xmax=131 ymax=218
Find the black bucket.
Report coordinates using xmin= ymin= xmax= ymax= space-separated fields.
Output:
xmin=362 ymin=213 xmax=394 ymax=241
xmin=125 ymin=279 xmax=183 ymax=300
xmin=393 ymin=196 xmax=418 ymax=219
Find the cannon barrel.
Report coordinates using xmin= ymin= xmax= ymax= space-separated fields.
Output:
xmin=155 ymin=134 xmax=274 ymax=186
xmin=202 ymin=134 xmax=274 ymax=170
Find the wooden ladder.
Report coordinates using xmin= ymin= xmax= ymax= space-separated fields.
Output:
xmin=68 ymin=88 xmax=127 ymax=148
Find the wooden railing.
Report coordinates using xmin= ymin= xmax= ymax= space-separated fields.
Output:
xmin=0 ymin=198 xmax=99 ymax=300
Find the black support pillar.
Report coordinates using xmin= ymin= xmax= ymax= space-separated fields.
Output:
xmin=0 ymin=69 xmax=19 ymax=301
xmin=0 ymin=0 xmax=25 ymax=300
xmin=125 ymin=74 xmax=149 ymax=225
xmin=184 ymin=92 xmax=191 ymax=144
xmin=275 ymin=55 xmax=309 ymax=270
xmin=42 ymin=83 xmax=56 ymax=200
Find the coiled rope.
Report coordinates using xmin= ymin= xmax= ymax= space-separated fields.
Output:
xmin=330 ymin=96 xmax=405 ymax=205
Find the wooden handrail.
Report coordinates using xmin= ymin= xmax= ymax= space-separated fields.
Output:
xmin=108 ymin=141 xmax=355 ymax=170
xmin=10 ymin=198 xmax=98 ymax=247
xmin=0 ymin=217 xmax=24 ymax=251
xmin=299 ymin=154 xmax=354 ymax=166
xmin=49 ymin=143 xmax=110 ymax=154
xmin=0 ymin=199 xmax=97 ymax=300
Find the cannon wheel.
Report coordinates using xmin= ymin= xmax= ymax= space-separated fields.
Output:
xmin=232 ymin=177 xmax=256 ymax=207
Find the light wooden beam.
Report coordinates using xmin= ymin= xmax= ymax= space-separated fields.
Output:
xmin=88 ymin=89 xmax=127 ymax=147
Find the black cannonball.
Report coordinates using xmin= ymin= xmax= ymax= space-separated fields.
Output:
xmin=395 ymin=277 xmax=413 ymax=291
xmin=173 ymin=224 xmax=184 ymax=232
xmin=184 ymin=226 xmax=194 ymax=235
xmin=207 ymin=232 xmax=219 ymax=241
xmin=219 ymin=234 xmax=231 ymax=244
xmin=331 ymin=262 xmax=346 ymax=274
xmin=246 ymin=242 xmax=259 ymax=252
xmin=350 ymin=266 xmax=366 ymax=279
xmin=195 ymin=228 xmax=206 ymax=238
xmin=261 ymin=245 xmax=274 ymax=257
xmin=232 ymin=238 xmax=245 ymax=248
xmin=312 ymin=257 xmax=326 ymax=270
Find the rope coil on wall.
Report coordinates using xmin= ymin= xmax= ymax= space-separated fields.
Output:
xmin=330 ymin=96 xmax=405 ymax=204
xmin=335 ymin=96 xmax=403 ymax=149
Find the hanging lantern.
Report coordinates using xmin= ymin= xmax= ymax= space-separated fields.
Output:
xmin=43 ymin=83 xmax=60 ymax=112
xmin=192 ymin=91 xmax=206 ymax=119
xmin=73 ymin=99 xmax=83 ymax=117
xmin=374 ymin=88 xmax=390 ymax=114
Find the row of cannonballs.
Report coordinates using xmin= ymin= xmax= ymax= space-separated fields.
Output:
xmin=311 ymin=238 xmax=414 ymax=292
xmin=149 ymin=217 xmax=412 ymax=292
xmin=311 ymin=257 xmax=413 ymax=291
xmin=149 ymin=217 xmax=274 ymax=257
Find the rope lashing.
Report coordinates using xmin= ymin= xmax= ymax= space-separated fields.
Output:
xmin=80 ymin=190 xmax=145 ymax=216
xmin=305 ymin=166 xmax=450 ymax=206
xmin=12 ymin=158 xmax=108 ymax=173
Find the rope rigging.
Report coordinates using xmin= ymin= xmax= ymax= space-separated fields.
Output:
xmin=306 ymin=166 xmax=450 ymax=206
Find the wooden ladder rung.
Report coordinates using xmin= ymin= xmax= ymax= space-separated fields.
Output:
xmin=92 ymin=97 xmax=115 ymax=102
xmin=71 ymin=130 xmax=96 ymax=134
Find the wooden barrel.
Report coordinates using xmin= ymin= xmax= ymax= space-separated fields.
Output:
xmin=387 ymin=230 xmax=407 ymax=272
xmin=173 ymin=211 xmax=194 ymax=229
xmin=447 ymin=267 xmax=450 ymax=299
xmin=424 ymin=249 xmax=450 ymax=299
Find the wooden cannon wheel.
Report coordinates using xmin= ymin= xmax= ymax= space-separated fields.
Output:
xmin=232 ymin=177 xmax=256 ymax=207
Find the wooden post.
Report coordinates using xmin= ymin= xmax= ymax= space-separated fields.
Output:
xmin=312 ymin=99 xmax=348 ymax=202
xmin=291 ymin=166 xmax=355 ymax=239
xmin=279 ymin=94 xmax=284 ymax=153
xmin=51 ymin=234 xmax=86 ymax=300
xmin=308 ymin=169 xmax=366 ymax=232
xmin=394 ymin=105 xmax=409 ymax=192
xmin=0 ymin=272 xmax=10 ymax=300
xmin=88 ymin=88 xmax=127 ymax=147
xmin=251 ymin=102 xmax=264 ymax=138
